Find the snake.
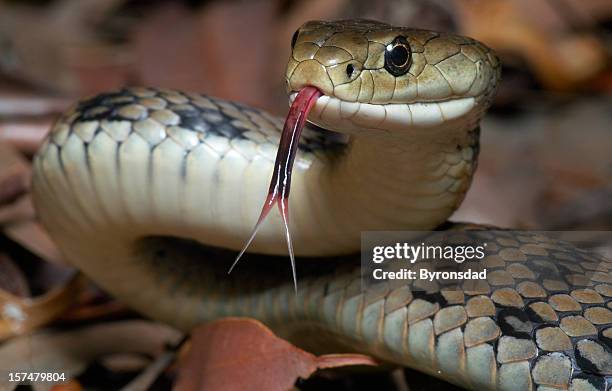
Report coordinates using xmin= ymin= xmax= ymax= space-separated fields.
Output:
xmin=30 ymin=20 xmax=611 ymax=390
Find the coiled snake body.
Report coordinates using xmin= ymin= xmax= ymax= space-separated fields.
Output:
xmin=31 ymin=20 xmax=611 ymax=390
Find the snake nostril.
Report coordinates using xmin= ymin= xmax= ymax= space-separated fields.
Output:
xmin=346 ymin=64 xmax=354 ymax=78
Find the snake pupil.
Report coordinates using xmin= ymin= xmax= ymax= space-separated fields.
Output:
xmin=384 ymin=36 xmax=412 ymax=76
xmin=390 ymin=46 xmax=408 ymax=67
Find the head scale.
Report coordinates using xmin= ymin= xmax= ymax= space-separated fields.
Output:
xmin=286 ymin=20 xmax=501 ymax=134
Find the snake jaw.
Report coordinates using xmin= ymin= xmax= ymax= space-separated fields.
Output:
xmin=228 ymin=86 xmax=322 ymax=292
xmin=289 ymin=92 xmax=482 ymax=135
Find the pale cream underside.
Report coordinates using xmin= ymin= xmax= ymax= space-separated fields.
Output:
xmin=33 ymin=98 xmax=476 ymax=262
xmin=291 ymin=93 xmax=476 ymax=133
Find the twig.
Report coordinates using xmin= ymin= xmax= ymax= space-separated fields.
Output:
xmin=120 ymin=335 xmax=188 ymax=391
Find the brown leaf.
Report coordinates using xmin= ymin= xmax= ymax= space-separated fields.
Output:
xmin=51 ymin=380 xmax=84 ymax=391
xmin=174 ymin=317 xmax=378 ymax=391
xmin=454 ymin=0 xmax=606 ymax=90
xmin=0 ymin=273 xmax=85 ymax=340
xmin=0 ymin=320 xmax=183 ymax=390
xmin=60 ymin=296 xmax=130 ymax=324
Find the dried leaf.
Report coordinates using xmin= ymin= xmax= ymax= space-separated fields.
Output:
xmin=175 ymin=318 xmax=378 ymax=391
xmin=51 ymin=380 xmax=84 ymax=391
xmin=0 ymin=273 xmax=85 ymax=340
xmin=60 ymin=296 xmax=130 ymax=323
xmin=0 ymin=320 xmax=183 ymax=390
xmin=454 ymin=0 xmax=606 ymax=90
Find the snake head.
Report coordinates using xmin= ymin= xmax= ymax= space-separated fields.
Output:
xmin=234 ymin=20 xmax=502 ymax=290
xmin=286 ymin=20 xmax=501 ymax=135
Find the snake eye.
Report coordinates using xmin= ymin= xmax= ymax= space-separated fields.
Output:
xmin=384 ymin=36 xmax=412 ymax=76
xmin=291 ymin=29 xmax=299 ymax=49
xmin=346 ymin=64 xmax=354 ymax=78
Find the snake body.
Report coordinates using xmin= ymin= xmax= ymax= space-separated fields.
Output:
xmin=31 ymin=20 xmax=611 ymax=390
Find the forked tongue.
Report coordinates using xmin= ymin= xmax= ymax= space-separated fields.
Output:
xmin=228 ymin=86 xmax=322 ymax=292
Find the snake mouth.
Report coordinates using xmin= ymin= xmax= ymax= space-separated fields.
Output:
xmin=289 ymin=92 xmax=478 ymax=133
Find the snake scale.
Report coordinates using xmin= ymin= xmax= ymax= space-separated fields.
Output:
xmin=31 ymin=20 xmax=611 ymax=390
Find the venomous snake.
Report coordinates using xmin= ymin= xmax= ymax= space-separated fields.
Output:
xmin=31 ymin=20 xmax=611 ymax=390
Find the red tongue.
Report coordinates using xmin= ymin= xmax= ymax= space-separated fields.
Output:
xmin=228 ymin=86 xmax=322 ymax=291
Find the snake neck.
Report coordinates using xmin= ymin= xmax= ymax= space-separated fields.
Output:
xmin=321 ymin=126 xmax=480 ymax=233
